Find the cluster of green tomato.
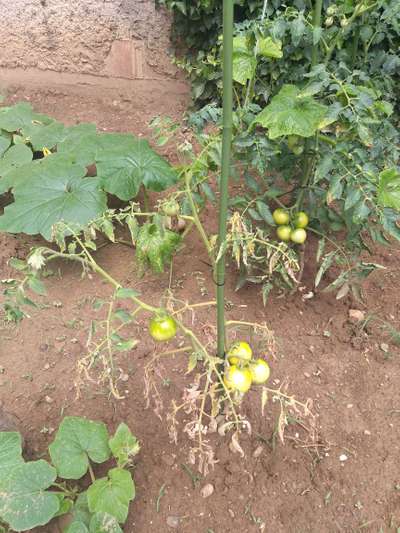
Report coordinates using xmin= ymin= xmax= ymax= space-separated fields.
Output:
xmin=224 ymin=341 xmax=270 ymax=394
xmin=273 ymin=208 xmax=309 ymax=244
xmin=148 ymin=317 xmax=270 ymax=394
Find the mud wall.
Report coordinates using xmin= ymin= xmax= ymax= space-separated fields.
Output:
xmin=0 ymin=0 xmax=178 ymax=80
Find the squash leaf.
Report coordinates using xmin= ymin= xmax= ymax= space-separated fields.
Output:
xmin=255 ymin=84 xmax=329 ymax=139
xmin=0 ymin=460 xmax=59 ymax=532
xmin=98 ymin=137 xmax=178 ymax=200
xmin=0 ymin=432 xmax=24 ymax=475
xmin=49 ymin=416 xmax=110 ymax=480
xmin=109 ymin=423 xmax=140 ymax=468
xmin=0 ymin=155 xmax=107 ymax=239
xmin=87 ymin=468 xmax=135 ymax=524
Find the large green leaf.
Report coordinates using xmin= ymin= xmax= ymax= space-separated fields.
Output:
xmin=0 ymin=103 xmax=34 ymax=132
xmin=378 ymin=168 xmax=400 ymax=210
xmin=49 ymin=416 xmax=110 ymax=480
xmin=0 ymin=460 xmax=59 ymax=532
xmin=57 ymin=130 xmax=122 ymax=166
xmin=255 ymin=84 xmax=329 ymax=139
xmin=256 ymin=37 xmax=283 ymax=58
xmin=232 ymin=36 xmax=256 ymax=85
xmin=89 ymin=512 xmax=123 ymax=533
xmin=87 ymin=468 xmax=135 ymax=524
xmin=0 ymin=155 xmax=107 ymax=240
xmin=109 ymin=423 xmax=140 ymax=467
xmin=22 ymin=121 xmax=66 ymax=151
xmin=0 ymin=144 xmax=33 ymax=183
xmin=0 ymin=432 xmax=24 ymax=474
xmin=98 ymin=137 xmax=178 ymax=200
xmin=22 ymin=121 xmax=96 ymax=152
xmin=0 ymin=134 xmax=11 ymax=157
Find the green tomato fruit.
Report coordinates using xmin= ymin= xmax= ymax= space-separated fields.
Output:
xmin=327 ymin=5 xmax=336 ymax=16
xmin=224 ymin=365 xmax=253 ymax=393
xmin=290 ymin=228 xmax=307 ymax=244
xmin=273 ymin=208 xmax=290 ymax=226
xmin=276 ymin=225 xmax=292 ymax=242
xmin=149 ymin=315 xmax=177 ymax=342
xmin=162 ymin=200 xmax=180 ymax=217
xmin=250 ymin=359 xmax=271 ymax=385
xmin=293 ymin=211 xmax=309 ymax=229
xmin=325 ymin=16 xmax=334 ymax=27
xmin=227 ymin=341 xmax=253 ymax=365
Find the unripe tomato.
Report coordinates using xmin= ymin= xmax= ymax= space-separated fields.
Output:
xmin=162 ymin=200 xmax=180 ymax=217
xmin=291 ymin=144 xmax=304 ymax=155
xmin=293 ymin=211 xmax=309 ymax=229
xmin=340 ymin=17 xmax=348 ymax=27
xmin=227 ymin=341 xmax=252 ymax=365
xmin=287 ymin=135 xmax=300 ymax=150
xmin=149 ymin=315 xmax=177 ymax=341
xmin=290 ymin=228 xmax=307 ymax=244
xmin=276 ymin=225 xmax=291 ymax=242
xmin=250 ymin=359 xmax=270 ymax=385
xmin=327 ymin=5 xmax=336 ymax=16
xmin=325 ymin=16 xmax=334 ymax=27
xmin=273 ymin=208 xmax=290 ymax=225
xmin=224 ymin=365 xmax=253 ymax=393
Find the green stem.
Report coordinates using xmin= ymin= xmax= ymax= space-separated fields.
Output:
xmin=184 ymin=171 xmax=213 ymax=259
xmin=299 ymin=0 xmax=323 ymax=210
xmin=142 ymin=186 xmax=150 ymax=212
xmin=350 ymin=23 xmax=361 ymax=69
xmin=88 ymin=462 xmax=96 ymax=484
xmin=216 ymin=0 xmax=234 ymax=360
xmin=311 ymin=0 xmax=323 ymax=67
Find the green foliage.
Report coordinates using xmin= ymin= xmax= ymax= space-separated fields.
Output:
xmin=0 ymin=417 xmax=139 ymax=532
xmin=158 ymin=0 xmax=399 ymax=300
xmin=0 ymin=155 xmax=107 ymax=240
xmin=135 ymin=221 xmax=181 ymax=273
xmin=49 ymin=417 xmax=111 ymax=479
xmin=87 ymin=468 xmax=135 ymax=524
xmin=0 ymin=103 xmax=178 ymax=240
xmin=109 ymin=423 xmax=140 ymax=468
xmin=378 ymin=168 xmax=400 ymax=210
xmin=0 ymin=433 xmax=24 ymax=474
xmin=255 ymin=84 xmax=329 ymax=139
xmin=0 ymin=459 xmax=59 ymax=531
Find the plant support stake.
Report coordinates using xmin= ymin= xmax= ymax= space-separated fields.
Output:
xmin=216 ymin=0 xmax=234 ymax=359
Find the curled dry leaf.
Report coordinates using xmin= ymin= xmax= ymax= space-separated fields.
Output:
xmin=229 ymin=431 xmax=245 ymax=457
xmin=218 ymin=421 xmax=235 ymax=436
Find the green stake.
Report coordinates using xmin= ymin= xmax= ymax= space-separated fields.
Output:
xmin=216 ymin=0 xmax=234 ymax=359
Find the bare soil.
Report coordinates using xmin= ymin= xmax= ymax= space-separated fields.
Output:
xmin=1 ymin=85 xmax=400 ymax=533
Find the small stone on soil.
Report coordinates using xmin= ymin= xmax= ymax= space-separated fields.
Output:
xmin=201 ymin=483 xmax=214 ymax=498
xmin=339 ymin=454 xmax=348 ymax=462
xmin=348 ymin=309 xmax=365 ymax=323
xmin=253 ymin=445 xmax=264 ymax=458
xmin=166 ymin=516 xmax=180 ymax=529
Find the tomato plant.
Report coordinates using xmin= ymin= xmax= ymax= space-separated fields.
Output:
xmin=158 ymin=0 xmax=400 ymax=302
xmin=0 ymin=417 xmax=139 ymax=532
